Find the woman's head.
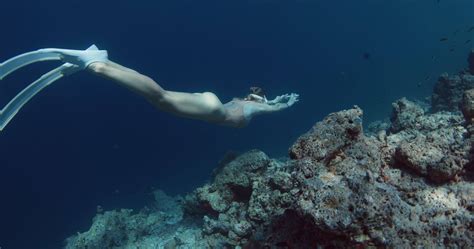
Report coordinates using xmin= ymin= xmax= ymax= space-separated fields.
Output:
xmin=241 ymin=86 xmax=267 ymax=103
xmin=235 ymin=86 xmax=266 ymax=102
xmin=249 ymin=86 xmax=265 ymax=97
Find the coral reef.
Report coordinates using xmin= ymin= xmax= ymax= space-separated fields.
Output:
xmin=64 ymin=192 xmax=204 ymax=249
xmin=65 ymin=52 xmax=474 ymax=248
xmin=431 ymin=50 xmax=474 ymax=112
xmin=469 ymin=50 xmax=474 ymax=74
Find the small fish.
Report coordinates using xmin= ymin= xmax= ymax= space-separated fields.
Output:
xmin=439 ymin=37 xmax=448 ymax=42
xmin=468 ymin=26 xmax=474 ymax=32
xmin=424 ymin=76 xmax=431 ymax=81
xmin=431 ymin=55 xmax=438 ymax=61
xmin=417 ymin=82 xmax=423 ymax=87
xmin=465 ymin=40 xmax=471 ymax=44
xmin=362 ymin=52 xmax=371 ymax=60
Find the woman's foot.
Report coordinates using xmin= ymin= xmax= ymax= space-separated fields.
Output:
xmin=39 ymin=45 xmax=108 ymax=69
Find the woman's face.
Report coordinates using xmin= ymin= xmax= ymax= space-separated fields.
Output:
xmin=250 ymin=86 xmax=264 ymax=97
xmin=245 ymin=93 xmax=265 ymax=103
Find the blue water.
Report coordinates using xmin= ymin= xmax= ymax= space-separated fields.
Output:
xmin=0 ymin=0 xmax=473 ymax=248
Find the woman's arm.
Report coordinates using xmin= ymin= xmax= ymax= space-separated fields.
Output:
xmin=242 ymin=93 xmax=299 ymax=118
xmin=216 ymin=93 xmax=298 ymax=128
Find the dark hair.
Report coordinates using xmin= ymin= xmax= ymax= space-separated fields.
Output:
xmin=250 ymin=86 xmax=265 ymax=97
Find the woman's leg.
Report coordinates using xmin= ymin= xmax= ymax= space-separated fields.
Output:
xmin=87 ymin=61 xmax=226 ymax=123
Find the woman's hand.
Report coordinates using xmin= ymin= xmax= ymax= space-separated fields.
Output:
xmin=267 ymin=93 xmax=300 ymax=107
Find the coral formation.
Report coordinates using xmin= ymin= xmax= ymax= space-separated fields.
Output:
xmin=65 ymin=52 xmax=474 ymax=248
xmin=431 ymin=51 xmax=474 ymax=112
xmin=469 ymin=50 xmax=474 ymax=74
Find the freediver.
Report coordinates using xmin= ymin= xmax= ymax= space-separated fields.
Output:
xmin=0 ymin=45 xmax=299 ymax=130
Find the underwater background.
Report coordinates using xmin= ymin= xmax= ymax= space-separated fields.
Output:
xmin=0 ymin=0 xmax=473 ymax=248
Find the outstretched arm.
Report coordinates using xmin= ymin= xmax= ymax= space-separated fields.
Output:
xmin=242 ymin=93 xmax=299 ymax=118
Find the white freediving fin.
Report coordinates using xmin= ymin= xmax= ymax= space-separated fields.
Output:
xmin=37 ymin=45 xmax=108 ymax=69
xmin=0 ymin=44 xmax=105 ymax=131
xmin=0 ymin=50 xmax=62 ymax=80
xmin=0 ymin=44 xmax=104 ymax=80
xmin=0 ymin=64 xmax=77 ymax=131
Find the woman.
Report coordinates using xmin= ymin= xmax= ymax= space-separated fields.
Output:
xmin=1 ymin=46 xmax=299 ymax=129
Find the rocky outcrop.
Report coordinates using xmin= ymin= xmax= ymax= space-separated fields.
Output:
xmin=289 ymin=107 xmax=364 ymax=162
xmin=389 ymin=99 xmax=469 ymax=183
xmin=181 ymin=105 xmax=472 ymax=248
xmin=431 ymin=51 xmax=474 ymax=112
xmin=64 ymin=105 xmax=474 ymax=249
xmin=184 ymin=104 xmax=472 ymax=248
xmin=64 ymin=192 xmax=194 ymax=249
xmin=390 ymin=98 xmax=425 ymax=133
xmin=431 ymin=72 xmax=474 ymax=112
xmin=462 ymin=89 xmax=474 ymax=123
xmin=469 ymin=50 xmax=474 ymax=74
